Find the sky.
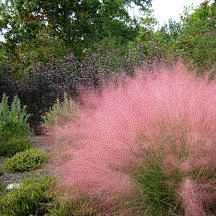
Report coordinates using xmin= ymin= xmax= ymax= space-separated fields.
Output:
xmin=152 ymin=0 xmax=204 ymax=25
xmin=129 ymin=0 xmax=205 ymax=26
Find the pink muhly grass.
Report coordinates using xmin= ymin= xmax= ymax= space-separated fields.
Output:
xmin=179 ymin=179 xmax=216 ymax=216
xmin=52 ymin=63 xmax=216 ymax=211
xmin=179 ymin=179 xmax=206 ymax=216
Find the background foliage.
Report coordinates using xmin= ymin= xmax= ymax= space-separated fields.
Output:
xmin=0 ymin=1 xmax=215 ymax=127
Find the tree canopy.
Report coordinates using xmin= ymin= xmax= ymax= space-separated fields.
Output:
xmin=0 ymin=0 xmax=151 ymax=58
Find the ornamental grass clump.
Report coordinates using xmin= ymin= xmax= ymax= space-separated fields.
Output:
xmin=53 ymin=64 xmax=216 ymax=215
xmin=43 ymin=93 xmax=78 ymax=126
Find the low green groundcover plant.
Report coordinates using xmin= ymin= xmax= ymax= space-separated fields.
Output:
xmin=0 ymin=175 xmax=56 ymax=216
xmin=0 ymin=175 xmax=99 ymax=216
xmin=4 ymin=148 xmax=49 ymax=173
xmin=0 ymin=94 xmax=32 ymax=156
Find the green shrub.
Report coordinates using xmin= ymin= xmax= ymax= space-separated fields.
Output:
xmin=4 ymin=148 xmax=49 ymax=173
xmin=0 ymin=94 xmax=32 ymax=156
xmin=0 ymin=175 xmax=56 ymax=216
xmin=0 ymin=136 xmax=32 ymax=157
xmin=43 ymin=93 xmax=78 ymax=125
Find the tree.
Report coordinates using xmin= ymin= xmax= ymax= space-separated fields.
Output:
xmin=173 ymin=3 xmax=216 ymax=73
xmin=126 ymin=2 xmax=216 ymax=73
xmin=0 ymin=0 xmax=151 ymax=59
